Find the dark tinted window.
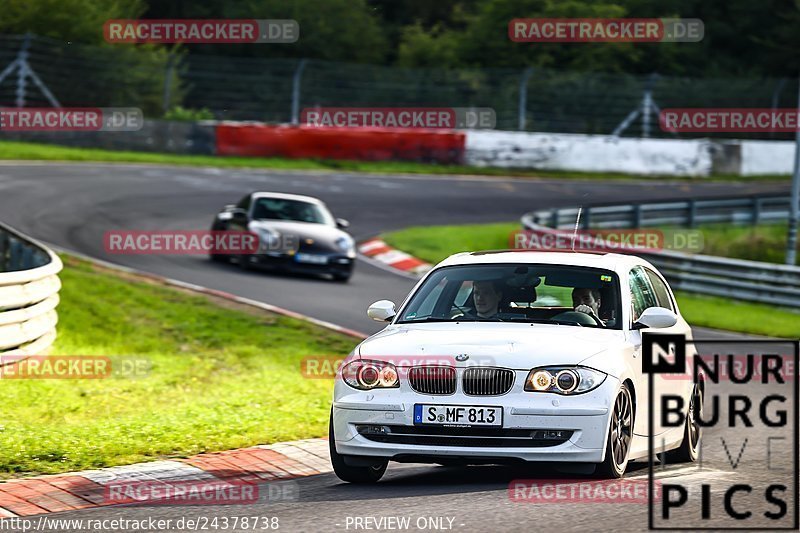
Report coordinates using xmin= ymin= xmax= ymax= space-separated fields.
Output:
xmin=645 ymin=268 xmax=674 ymax=311
xmin=629 ymin=267 xmax=657 ymax=322
xmin=236 ymin=194 xmax=251 ymax=210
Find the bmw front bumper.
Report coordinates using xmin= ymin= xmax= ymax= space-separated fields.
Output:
xmin=332 ymin=371 xmax=620 ymax=464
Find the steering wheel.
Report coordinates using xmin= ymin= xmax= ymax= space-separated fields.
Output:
xmin=551 ymin=310 xmax=601 ymax=326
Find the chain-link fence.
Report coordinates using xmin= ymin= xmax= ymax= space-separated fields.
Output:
xmin=0 ymin=33 xmax=796 ymax=139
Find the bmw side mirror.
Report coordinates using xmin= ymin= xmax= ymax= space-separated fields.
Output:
xmin=367 ymin=300 xmax=396 ymax=322
xmin=336 ymin=218 xmax=350 ymax=229
xmin=633 ymin=307 xmax=678 ymax=330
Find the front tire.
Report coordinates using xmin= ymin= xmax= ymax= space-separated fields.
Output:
xmin=329 ymin=411 xmax=387 ymax=483
xmin=667 ymin=384 xmax=702 ymax=463
xmin=596 ymin=382 xmax=634 ymax=478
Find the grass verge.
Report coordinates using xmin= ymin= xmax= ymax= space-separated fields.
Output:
xmin=688 ymin=223 xmax=798 ymax=264
xmin=0 ymin=255 xmax=355 ymax=478
xmin=383 ymin=223 xmax=800 ymax=338
xmin=0 ymin=140 xmax=789 ymax=182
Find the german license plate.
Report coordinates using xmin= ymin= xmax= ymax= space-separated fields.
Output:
xmin=414 ymin=404 xmax=502 ymax=427
xmin=295 ymin=253 xmax=328 ymax=264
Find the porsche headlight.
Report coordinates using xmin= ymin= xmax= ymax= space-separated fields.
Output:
xmin=256 ymin=228 xmax=281 ymax=250
xmin=342 ymin=360 xmax=399 ymax=390
xmin=524 ymin=366 xmax=606 ymax=395
xmin=335 ymin=235 xmax=355 ymax=255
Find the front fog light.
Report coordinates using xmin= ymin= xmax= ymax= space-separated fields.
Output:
xmin=530 ymin=370 xmax=553 ymax=391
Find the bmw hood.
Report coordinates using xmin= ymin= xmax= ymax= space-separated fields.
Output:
xmin=356 ymin=323 xmax=627 ymax=370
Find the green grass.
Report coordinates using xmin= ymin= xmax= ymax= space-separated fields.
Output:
xmin=674 ymin=291 xmax=799 ymax=338
xmin=383 ymin=222 xmax=800 ymax=338
xmin=687 ymin=223 xmax=798 ymax=264
xmin=384 ymin=222 xmax=520 ymax=264
xmin=0 ymin=140 xmax=789 ymax=182
xmin=0 ymin=256 xmax=355 ymax=478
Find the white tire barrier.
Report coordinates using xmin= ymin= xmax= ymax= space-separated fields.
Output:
xmin=0 ymin=223 xmax=62 ymax=365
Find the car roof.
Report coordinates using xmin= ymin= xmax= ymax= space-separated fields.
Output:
xmin=434 ymin=250 xmax=652 ymax=275
xmin=250 ymin=192 xmax=324 ymax=204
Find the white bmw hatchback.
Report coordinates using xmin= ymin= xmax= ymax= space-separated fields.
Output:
xmin=330 ymin=251 xmax=702 ymax=483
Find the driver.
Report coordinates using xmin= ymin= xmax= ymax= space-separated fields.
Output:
xmin=572 ymin=287 xmax=605 ymax=325
xmin=473 ymin=280 xmax=504 ymax=319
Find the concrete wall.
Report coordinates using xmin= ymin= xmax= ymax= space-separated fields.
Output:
xmin=738 ymin=140 xmax=796 ymax=176
xmin=0 ymin=119 xmax=795 ymax=177
xmin=464 ymin=131 xmax=715 ymax=176
xmin=464 ymin=131 xmax=795 ymax=177
xmin=0 ymin=120 xmax=216 ymax=155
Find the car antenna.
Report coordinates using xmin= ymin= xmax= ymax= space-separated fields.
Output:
xmin=571 ymin=207 xmax=582 ymax=252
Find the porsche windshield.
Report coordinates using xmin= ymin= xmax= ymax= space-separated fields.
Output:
xmin=251 ymin=198 xmax=333 ymax=225
xmin=398 ymin=263 xmax=622 ymax=329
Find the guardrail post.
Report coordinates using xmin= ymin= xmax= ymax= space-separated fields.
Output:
xmin=582 ymin=207 xmax=591 ymax=229
xmin=687 ymin=199 xmax=697 ymax=228
xmin=518 ymin=67 xmax=534 ymax=131
xmin=0 ymin=231 xmax=7 ymax=271
xmin=290 ymin=59 xmax=308 ymax=125
xmin=632 ymin=205 xmax=642 ymax=228
xmin=752 ymin=197 xmax=762 ymax=225
xmin=550 ymin=209 xmax=558 ymax=228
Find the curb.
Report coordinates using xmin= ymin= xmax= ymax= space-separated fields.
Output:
xmin=0 ymin=439 xmax=332 ymax=517
xmin=358 ymin=237 xmax=432 ymax=277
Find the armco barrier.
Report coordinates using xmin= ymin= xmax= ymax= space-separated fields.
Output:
xmin=521 ymin=195 xmax=800 ymax=308
xmin=0 ymin=223 xmax=62 ymax=365
xmin=215 ymin=124 xmax=466 ymax=164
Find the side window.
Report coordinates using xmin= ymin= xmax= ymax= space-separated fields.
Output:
xmin=236 ymin=195 xmax=251 ymax=211
xmin=629 ymin=267 xmax=656 ymax=322
xmin=644 ymin=268 xmax=674 ymax=311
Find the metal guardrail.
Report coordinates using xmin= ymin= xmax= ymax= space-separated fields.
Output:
xmin=0 ymin=223 xmax=62 ymax=365
xmin=521 ymin=195 xmax=800 ymax=309
xmin=535 ymin=195 xmax=793 ymax=230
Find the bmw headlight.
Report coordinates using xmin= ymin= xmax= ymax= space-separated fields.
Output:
xmin=524 ymin=366 xmax=606 ymax=395
xmin=335 ymin=235 xmax=355 ymax=255
xmin=342 ymin=360 xmax=399 ymax=390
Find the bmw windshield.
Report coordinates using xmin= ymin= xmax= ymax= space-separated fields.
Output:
xmin=397 ymin=263 xmax=622 ymax=329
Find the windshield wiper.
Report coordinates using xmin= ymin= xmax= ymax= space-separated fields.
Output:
xmin=399 ymin=317 xmax=452 ymax=324
xmin=506 ymin=317 xmax=584 ymax=327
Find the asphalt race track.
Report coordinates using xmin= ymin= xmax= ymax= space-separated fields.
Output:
xmin=1 ymin=163 xmax=796 ymax=531
xmin=0 ymin=162 xmax=790 ymax=334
